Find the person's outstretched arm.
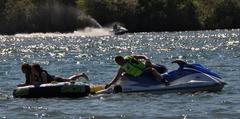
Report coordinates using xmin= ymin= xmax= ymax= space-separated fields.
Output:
xmin=105 ymin=68 xmax=124 ymax=89
xmin=133 ymin=55 xmax=149 ymax=61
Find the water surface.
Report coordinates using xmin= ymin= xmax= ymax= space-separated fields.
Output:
xmin=0 ymin=29 xmax=240 ymax=118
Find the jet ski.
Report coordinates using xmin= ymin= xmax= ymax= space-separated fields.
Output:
xmin=112 ymin=24 xmax=128 ymax=35
xmin=98 ymin=60 xmax=226 ymax=94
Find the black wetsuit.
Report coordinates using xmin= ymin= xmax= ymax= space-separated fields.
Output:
xmin=25 ymin=73 xmax=31 ymax=85
xmin=34 ymin=70 xmax=55 ymax=83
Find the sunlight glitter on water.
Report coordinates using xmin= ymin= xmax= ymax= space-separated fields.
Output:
xmin=0 ymin=29 xmax=240 ymax=118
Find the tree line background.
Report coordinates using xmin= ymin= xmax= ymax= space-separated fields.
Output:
xmin=0 ymin=0 xmax=240 ymax=34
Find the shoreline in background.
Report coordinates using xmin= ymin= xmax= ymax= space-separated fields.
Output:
xmin=1 ymin=0 xmax=240 ymax=35
xmin=0 ymin=28 xmax=239 ymax=38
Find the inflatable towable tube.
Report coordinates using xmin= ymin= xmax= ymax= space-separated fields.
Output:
xmin=13 ymin=82 xmax=91 ymax=98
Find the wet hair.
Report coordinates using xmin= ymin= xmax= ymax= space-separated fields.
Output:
xmin=32 ymin=63 xmax=43 ymax=72
xmin=21 ymin=63 xmax=31 ymax=73
xmin=115 ymin=56 xmax=125 ymax=65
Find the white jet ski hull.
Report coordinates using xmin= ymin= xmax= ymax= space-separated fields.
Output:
xmin=99 ymin=63 xmax=225 ymax=94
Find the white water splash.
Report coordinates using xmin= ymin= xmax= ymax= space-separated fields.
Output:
xmin=13 ymin=27 xmax=113 ymax=38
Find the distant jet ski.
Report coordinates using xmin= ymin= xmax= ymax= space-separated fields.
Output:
xmin=98 ymin=60 xmax=226 ymax=94
xmin=112 ymin=24 xmax=128 ymax=35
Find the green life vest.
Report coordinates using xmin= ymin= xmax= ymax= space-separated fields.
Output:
xmin=121 ymin=56 xmax=145 ymax=77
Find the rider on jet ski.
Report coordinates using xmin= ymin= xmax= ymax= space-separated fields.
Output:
xmin=105 ymin=55 xmax=169 ymax=89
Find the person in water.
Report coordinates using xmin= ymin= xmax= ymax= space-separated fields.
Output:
xmin=18 ymin=63 xmax=35 ymax=86
xmin=105 ymin=55 xmax=169 ymax=88
xmin=31 ymin=64 xmax=88 ymax=84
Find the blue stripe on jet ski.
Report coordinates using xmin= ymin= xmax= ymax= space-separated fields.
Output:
xmin=185 ymin=64 xmax=221 ymax=79
xmin=127 ymin=69 xmax=198 ymax=86
xmin=126 ymin=63 xmax=221 ymax=87
xmin=163 ymin=68 xmax=200 ymax=82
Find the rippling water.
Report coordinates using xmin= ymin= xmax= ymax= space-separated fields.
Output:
xmin=0 ymin=29 xmax=240 ymax=119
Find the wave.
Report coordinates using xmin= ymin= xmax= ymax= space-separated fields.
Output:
xmin=12 ymin=27 xmax=113 ymax=38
